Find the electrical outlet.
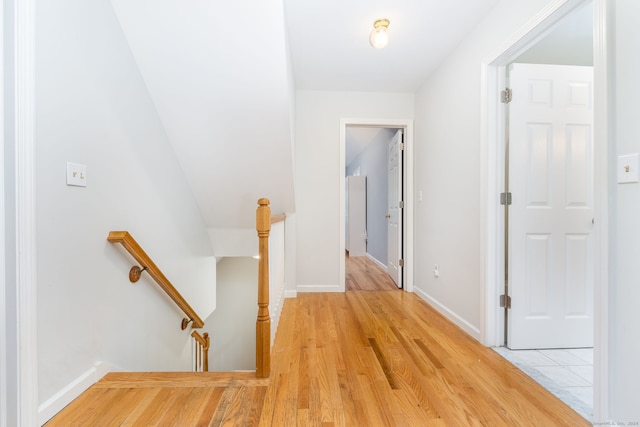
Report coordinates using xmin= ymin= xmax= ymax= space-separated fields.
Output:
xmin=67 ymin=162 xmax=87 ymax=187
xmin=433 ymin=264 xmax=439 ymax=278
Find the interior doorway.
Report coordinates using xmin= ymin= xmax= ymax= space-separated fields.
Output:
xmin=339 ymin=119 xmax=414 ymax=293
xmin=481 ymin=0 xmax=603 ymax=420
xmin=344 ymin=126 xmax=404 ymax=290
xmin=501 ymin=1 xmax=595 ymax=349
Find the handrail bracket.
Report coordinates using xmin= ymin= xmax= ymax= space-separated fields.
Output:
xmin=181 ymin=318 xmax=192 ymax=330
xmin=129 ymin=265 xmax=148 ymax=283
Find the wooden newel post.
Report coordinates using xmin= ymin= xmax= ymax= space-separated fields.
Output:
xmin=256 ymin=198 xmax=271 ymax=378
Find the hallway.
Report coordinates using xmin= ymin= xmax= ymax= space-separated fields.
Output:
xmin=47 ymin=289 xmax=589 ymax=425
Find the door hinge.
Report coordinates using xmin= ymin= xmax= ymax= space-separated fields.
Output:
xmin=399 ymin=259 xmax=405 ymax=267
xmin=501 ymin=88 xmax=512 ymax=104
xmin=500 ymin=192 xmax=512 ymax=206
xmin=399 ymin=200 xmax=405 ymax=209
xmin=400 ymin=142 xmax=405 ymax=151
xmin=500 ymin=294 xmax=512 ymax=309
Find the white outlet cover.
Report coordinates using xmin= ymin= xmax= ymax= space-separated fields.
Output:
xmin=617 ymin=154 xmax=639 ymax=184
xmin=67 ymin=162 xmax=87 ymax=187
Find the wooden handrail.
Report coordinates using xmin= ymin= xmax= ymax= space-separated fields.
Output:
xmin=191 ymin=331 xmax=210 ymax=372
xmin=256 ymin=199 xmax=271 ymax=378
xmin=107 ymin=231 xmax=205 ymax=329
xmin=271 ymin=213 xmax=286 ymax=224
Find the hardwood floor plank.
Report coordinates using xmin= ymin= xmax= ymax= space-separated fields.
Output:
xmin=96 ymin=371 xmax=267 ymax=388
xmin=86 ymin=388 xmax=150 ymax=426
xmin=115 ymin=388 xmax=163 ymax=426
xmin=346 ymin=253 xmax=398 ymax=291
xmin=126 ymin=387 xmax=180 ymax=425
xmin=44 ymin=388 xmax=115 ymax=427
xmin=168 ymin=387 xmax=215 ymax=427
xmin=196 ymin=387 xmax=225 ymax=426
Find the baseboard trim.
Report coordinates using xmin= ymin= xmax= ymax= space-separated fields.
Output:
xmin=284 ymin=290 xmax=297 ymax=298
xmin=38 ymin=361 xmax=110 ymax=425
xmin=414 ymin=287 xmax=481 ymax=341
xmin=296 ymin=284 xmax=342 ymax=293
xmin=366 ymin=253 xmax=388 ymax=272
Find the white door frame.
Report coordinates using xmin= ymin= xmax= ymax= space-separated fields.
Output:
xmin=1 ymin=1 xmax=6 ymax=423
xmin=480 ymin=0 xmax=610 ymax=420
xmin=340 ymin=119 xmax=414 ymax=293
xmin=3 ymin=0 xmax=39 ymax=425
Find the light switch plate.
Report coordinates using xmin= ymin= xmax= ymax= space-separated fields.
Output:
xmin=617 ymin=154 xmax=639 ymax=184
xmin=66 ymin=162 xmax=87 ymax=187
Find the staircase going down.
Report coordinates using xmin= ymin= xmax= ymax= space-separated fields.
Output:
xmin=44 ymin=372 xmax=268 ymax=426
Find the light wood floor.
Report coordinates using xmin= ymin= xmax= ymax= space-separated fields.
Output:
xmin=346 ymin=253 xmax=398 ymax=291
xmin=47 ymin=259 xmax=589 ymax=426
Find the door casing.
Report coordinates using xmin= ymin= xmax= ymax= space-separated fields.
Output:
xmin=480 ymin=0 xmax=610 ymax=420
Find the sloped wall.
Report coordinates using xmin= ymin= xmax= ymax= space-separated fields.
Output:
xmin=36 ymin=0 xmax=215 ymax=409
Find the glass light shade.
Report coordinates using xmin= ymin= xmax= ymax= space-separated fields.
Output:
xmin=369 ymin=18 xmax=390 ymax=49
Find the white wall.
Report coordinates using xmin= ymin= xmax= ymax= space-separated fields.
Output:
xmin=611 ymin=1 xmax=640 ymax=420
xmin=208 ymin=257 xmax=257 ymax=372
xmin=110 ymin=0 xmax=296 ymax=230
xmin=36 ymin=0 xmax=216 ymax=409
xmin=412 ymin=0 xmax=555 ymax=337
xmin=295 ymin=91 xmax=414 ymax=291
xmin=207 ymin=220 xmax=286 ymax=372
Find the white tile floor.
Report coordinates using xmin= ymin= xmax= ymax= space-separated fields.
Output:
xmin=493 ymin=347 xmax=593 ymax=421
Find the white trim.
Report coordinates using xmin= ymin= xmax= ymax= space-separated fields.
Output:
xmin=365 ymin=253 xmax=387 ymax=272
xmin=0 ymin=0 xmax=6 ymax=422
xmin=38 ymin=362 xmax=111 ymax=425
xmin=340 ymin=118 xmax=415 ymax=294
xmin=270 ymin=277 xmax=286 ymax=346
xmin=14 ymin=0 xmax=38 ymax=425
xmin=480 ymin=0 xmax=608 ymax=421
xmin=592 ymin=0 xmax=611 ymax=421
xmin=296 ymin=284 xmax=342 ymax=293
xmin=414 ymin=288 xmax=481 ymax=340
xmin=284 ymin=290 xmax=298 ymax=298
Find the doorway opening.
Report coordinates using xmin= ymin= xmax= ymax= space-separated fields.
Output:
xmin=480 ymin=0 xmax=608 ymax=420
xmin=339 ymin=119 xmax=414 ymax=294
xmin=345 ymin=127 xmax=403 ymax=291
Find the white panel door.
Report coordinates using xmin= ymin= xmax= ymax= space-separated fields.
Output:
xmin=508 ymin=63 xmax=594 ymax=349
xmin=387 ymin=130 xmax=403 ymax=288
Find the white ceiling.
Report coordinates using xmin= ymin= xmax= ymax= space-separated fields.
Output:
xmin=284 ymin=0 xmax=500 ymax=92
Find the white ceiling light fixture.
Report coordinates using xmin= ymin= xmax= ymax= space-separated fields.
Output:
xmin=369 ymin=18 xmax=390 ymax=49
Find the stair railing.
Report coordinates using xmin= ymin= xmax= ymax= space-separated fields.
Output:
xmin=191 ymin=331 xmax=210 ymax=372
xmin=107 ymin=231 xmax=205 ymax=330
